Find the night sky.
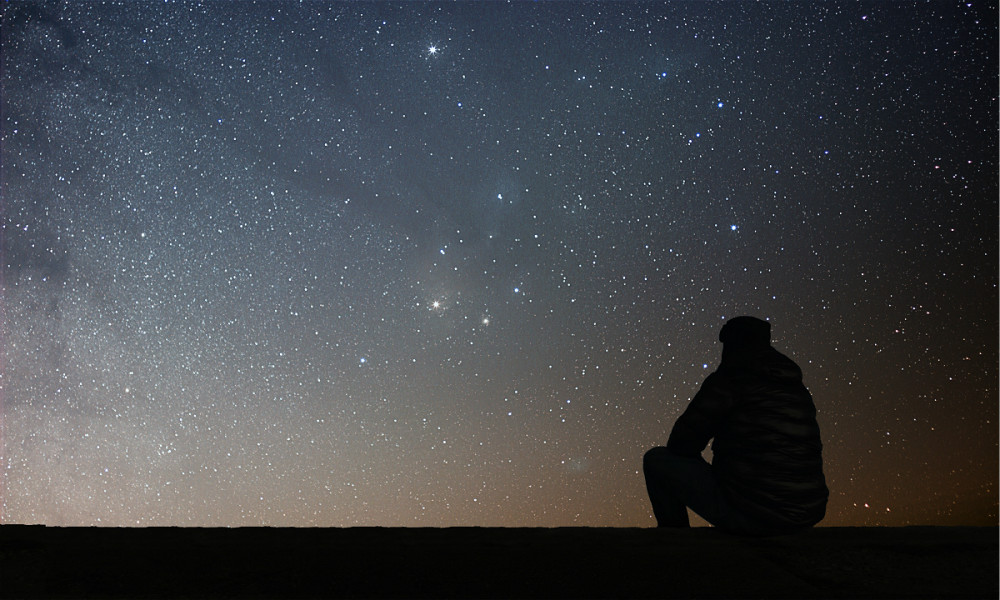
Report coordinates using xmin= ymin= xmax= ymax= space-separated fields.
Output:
xmin=1 ymin=1 xmax=996 ymax=528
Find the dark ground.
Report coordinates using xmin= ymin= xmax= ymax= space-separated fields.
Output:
xmin=1 ymin=525 xmax=996 ymax=599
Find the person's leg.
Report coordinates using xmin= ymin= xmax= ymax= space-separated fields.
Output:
xmin=644 ymin=446 xmax=770 ymax=534
xmin=643 ymin=446 xmax=707 ymax=527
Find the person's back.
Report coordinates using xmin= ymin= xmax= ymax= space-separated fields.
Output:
xmin=708 ymin=343 xmax=827 ymax=530
xmin=646 ymin=316 xmax=828 ymax=535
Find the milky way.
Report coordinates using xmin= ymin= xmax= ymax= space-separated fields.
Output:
xmin=1 ymin=1 xmax=996 ymax=527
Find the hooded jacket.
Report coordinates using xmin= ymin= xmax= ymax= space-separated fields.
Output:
xmin=667 ymin=333 xmax=829 ymax=530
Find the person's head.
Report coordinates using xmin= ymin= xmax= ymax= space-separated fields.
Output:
xmin=719 ymin=316 xmax=771 ymax=349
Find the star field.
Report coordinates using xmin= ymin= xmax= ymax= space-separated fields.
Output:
xmin=1 ymin=1 xmax=996 ymax=527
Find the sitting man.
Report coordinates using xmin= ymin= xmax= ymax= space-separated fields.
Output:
xmin=644 ymin=316 xmax=828 ymax=535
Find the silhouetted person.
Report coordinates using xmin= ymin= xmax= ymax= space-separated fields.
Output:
xmin=644 ymin=316 xmax=828 ymax=535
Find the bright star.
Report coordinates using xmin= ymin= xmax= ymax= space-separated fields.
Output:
xmin=428 ymin=45 xmax=438 ymax=55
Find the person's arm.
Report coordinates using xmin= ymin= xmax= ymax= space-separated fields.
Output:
xmin=666 ymin=372 xmax=735 ymax=458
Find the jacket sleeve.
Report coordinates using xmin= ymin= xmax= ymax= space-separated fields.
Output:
xmin=667 ymin=372 xmax=735 ymax=458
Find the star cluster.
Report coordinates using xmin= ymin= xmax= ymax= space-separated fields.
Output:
xmin=1 ymin=1 xmax=996 ymax=527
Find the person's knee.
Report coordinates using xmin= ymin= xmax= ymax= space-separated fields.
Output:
xmin=643 ymin=446 xmax=672 ymax=471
